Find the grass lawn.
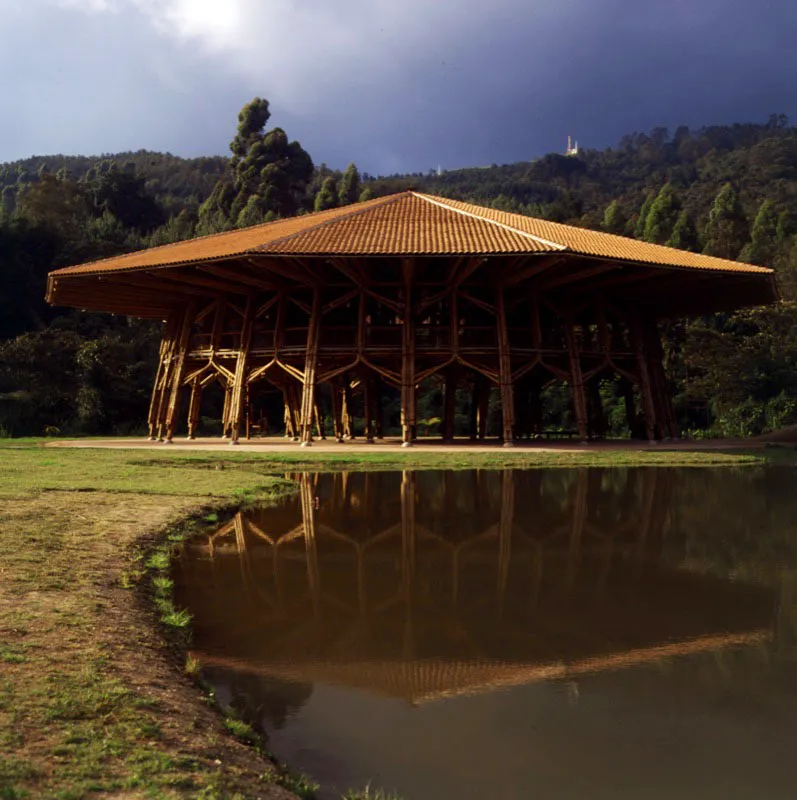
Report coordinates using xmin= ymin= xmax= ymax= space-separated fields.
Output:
xmin=0 ymin=439 xmax=784 ymax=798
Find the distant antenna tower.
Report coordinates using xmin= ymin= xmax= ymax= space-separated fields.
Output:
xmin=565 ymin=136 xmax=579 ymax=157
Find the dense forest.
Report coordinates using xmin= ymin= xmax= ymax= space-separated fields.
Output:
xmin=1 ymin=100 xmax=796 ymax=438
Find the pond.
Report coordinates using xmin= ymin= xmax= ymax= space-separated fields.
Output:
xmin=173 ymin=467 xmax=797 ymax=799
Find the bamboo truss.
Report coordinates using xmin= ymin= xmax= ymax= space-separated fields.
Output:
xmin=145 ymin=254 xmax=680 ymax=444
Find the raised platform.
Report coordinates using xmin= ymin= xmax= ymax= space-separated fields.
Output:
xmin=44 ymin=435 xmax=758 ymax=454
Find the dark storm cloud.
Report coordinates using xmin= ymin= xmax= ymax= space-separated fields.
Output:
xmin=1 ymin=0 xmax=794 ymax=173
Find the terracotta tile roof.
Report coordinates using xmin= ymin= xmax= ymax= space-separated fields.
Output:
xmin=50 ymin=194 xmax=397 ymax=276
xmin=49 ymin=190 xmax=772 ymax=277
xmin=255 ymin=193 xmax=551 ymax=256
xmin=422 ymin=195 xmax=767 ymax=273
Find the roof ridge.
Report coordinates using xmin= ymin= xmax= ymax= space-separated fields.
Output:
xmin=412 ymin=192 xmax=567 ymax=252
xmin=254 ymin=191 xmax=412 ymax=254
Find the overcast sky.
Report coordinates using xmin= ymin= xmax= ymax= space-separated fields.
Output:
xmin=1 ymin=0 xmax=794 ymax=174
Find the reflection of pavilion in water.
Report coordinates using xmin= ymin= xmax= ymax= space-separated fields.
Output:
xmin=174 ymin=470 xmax=774 ymax=706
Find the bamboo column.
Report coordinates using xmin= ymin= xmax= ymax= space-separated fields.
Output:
xmin=283 ymin=391 xmax=297 ymax=439
xmin=221 ymin=385 xmax=232 ymax=439
xmin=273 ymin=291 xmax=287 ymax=437
xmin=363 ymin=374 xmax=374 ymax=443
xmin=313 ymin=394 xmax=325 ymax=440
xmin=400 ymin=260 xmax=416 ymax=446
xmin=342 ymin=382 xmax=354 ymax=439
xmin=186 ymin=378 xmax=202 ymax=439
xmin=478 ymin=378 xmax=490 ymax=440
xmin=623 ymin=379 xmax=637 ymax=435
xmin=444 ymin=290 xmax=459 ymax=442
xmin=443 ymin=369 xmax=457 ymax=442
xmin=331 ymin=382 xmax=344 ymax=442
xmin=164 ymin=302 xmax=196 ymax=442
xmin=563 ymin=319 xmax=589 ymax=443
xmin=147 ymin=310 xmax=180 ymax=440
xmin=529 ymin=378 xmax=543 ymax=437
xmin=299 ymin=288 xmax=322 ymax=445
xmin=628 ymin=309 xmax=658 ymax=443
xmin=156 ymin=312 xmax=191 ymax=441
xmin=468 ymin=378 xmax=479 ymax=440
xmin=287 ymin=383 xmax=301 ymax=440
xmin=495 ymin=287 xmax=516 ymax=446
xmin=245 ymin=386 xmax=252 ymax=440
xmin=228 ymin=296 xmax=255 ymax=445
xmin=373 ymin=375 xmax=384 ymax=439
xmin=643 ymin=318 xmax=678 ymax=439
xmin=586 ymin=379 xmax=606 ymax=439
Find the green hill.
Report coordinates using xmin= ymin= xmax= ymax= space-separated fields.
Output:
xmin=1 ymin=109 xmax=796 ymax=438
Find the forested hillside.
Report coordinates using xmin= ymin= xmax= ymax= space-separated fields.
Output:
xmin=1 ymin=102 xmax=796 ymax=438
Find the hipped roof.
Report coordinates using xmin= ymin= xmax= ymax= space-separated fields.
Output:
xmin=46 ymin=191 xmax=778 ymax=319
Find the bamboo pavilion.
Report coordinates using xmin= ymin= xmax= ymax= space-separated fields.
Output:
xmin=46 ymin=191 xmax=779 ymax=445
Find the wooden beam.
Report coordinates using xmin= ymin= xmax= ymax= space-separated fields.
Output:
xmin=329 ymin=257 xmax=367 ymax=287
xmin=200 ymin=264 xmax=279 ymax=292
xmin=228 ymin=295 xmax=255 ymax=444
xmin=150 ymin=268 xmax=249 ymax=296
xmin=570 ymin=266 xmax=663 ymax=294
xmin=459 ymin=289 xmax=495 ymax=314
xmin=101 ymin=274 xmax=212 ymax=300
xmin=365 ymin=288 xmax=403 ymax=315
xmin=247 ymin=257 xmax=316 ymax=285
xmin=500 ymin=256 xmax=564 ymax=287
xmin=536 ymin=262 xmax=619 ymax=292
xmin=323 ymin=288 xmax=359 ymax=315
xmin=450 ymin=256 xmax=488 ymax=287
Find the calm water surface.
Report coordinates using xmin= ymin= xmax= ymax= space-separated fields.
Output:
xmin=173 ymin=468 xmax=797 ymax=799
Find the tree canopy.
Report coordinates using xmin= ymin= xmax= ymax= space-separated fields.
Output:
xmin=2 ymin=114 xmax=797 ymax=438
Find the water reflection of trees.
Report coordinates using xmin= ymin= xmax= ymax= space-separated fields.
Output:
xmin=202 ymin=666 xmax=312 ymax=732
xmin=172 ymin=468 xmax=788 ymax=708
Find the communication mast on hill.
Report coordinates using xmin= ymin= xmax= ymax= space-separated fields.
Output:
xmin=565 ymin=136 xmax=579 ymax=157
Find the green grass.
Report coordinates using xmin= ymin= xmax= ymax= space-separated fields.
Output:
xmin=0 ymin=437 xmax=777 ymax=501
xmin=342 ymin=788 xmax=403 ymax=800
xmin=261 ymin=767 xmax=319 ymax=799
xmin=223 ymin=718 xmax=259 ymax=746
